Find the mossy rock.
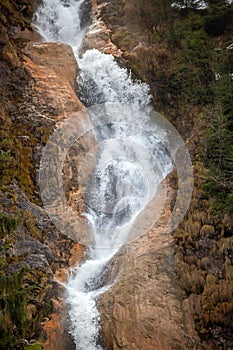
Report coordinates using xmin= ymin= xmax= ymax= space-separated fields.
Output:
xmin=25 ymin=343 xmax=43 ymax=350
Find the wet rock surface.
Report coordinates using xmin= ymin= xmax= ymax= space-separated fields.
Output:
xmin=18 ymin=39 xmax=92 ymax=349
xmin=81 ymin=1 xmax=122 ymax=57
xmin=23 ymin=41 xmax=84 ymax=117
xmin=99 ymin=181 xmax=201 ymax=350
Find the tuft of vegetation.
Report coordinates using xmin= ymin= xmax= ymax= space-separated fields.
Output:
xmin=204 ymin=67 xmax=233 ymax=213
xmin=25 ymin=344 xmax=43 ymax=350
xmin=0 ymin=271 xmax=27 ymax=350
xmin=0 ymin=212 xmax=17 ymax=238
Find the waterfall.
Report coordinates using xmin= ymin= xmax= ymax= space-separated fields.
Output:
xmin=34 ymin=0 xmax=86 ymax=49
xmin=35 ymin=1 xmax=174 ymax=349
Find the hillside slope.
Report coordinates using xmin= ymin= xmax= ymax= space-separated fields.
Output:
xmin=99 ymin=0 xmax=233 ymax=348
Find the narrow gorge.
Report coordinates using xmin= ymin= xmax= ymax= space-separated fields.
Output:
xmin=0 ymin=1 xmax=232 ymax=350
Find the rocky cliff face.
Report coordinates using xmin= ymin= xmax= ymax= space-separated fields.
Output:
xmin=99 ymin=179 xmax=201 ymax=350
xmin=1 ymin=1 xmax=232 ymax=350
xmin=22 ymin=40 xmax=89 ymax=349
xmin=81 ymin=1 xmax=122 ymax=57
xmin=0 ymin=3 xmax=87 ymax=348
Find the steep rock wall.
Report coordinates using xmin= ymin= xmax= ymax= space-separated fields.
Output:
xmin=99 ymin=179 xmax=201 ymax=350
xmin=0 ymin=4 xmax=90 ymax=348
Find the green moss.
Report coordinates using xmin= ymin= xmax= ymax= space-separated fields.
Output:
xmin=0 ymin=125 xmax=36 ymax=197
xmin=0 ymin=271 xmax=27 ymax=350
xmin=0 ymin=212 xmax=17 ymax=238
xmin=24 ymin=211 xmax=41 ymax=241
xmin=25 ymin=343 xmax=43 ymax=350
xmin=0 ymin=1 xmax=54 ymax=348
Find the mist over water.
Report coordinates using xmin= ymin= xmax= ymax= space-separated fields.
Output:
xmin=35 ymin=1 xmax=173 ymax=349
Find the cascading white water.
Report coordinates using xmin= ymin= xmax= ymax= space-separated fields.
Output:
xmin=35 ymin=1 xmax=173 ymax=349
xmin=34 ymin=0 xmax=86 ymax=50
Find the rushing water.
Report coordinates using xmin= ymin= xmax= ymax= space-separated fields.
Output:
xmin=35 ymin=1 xmax=173 ymax=349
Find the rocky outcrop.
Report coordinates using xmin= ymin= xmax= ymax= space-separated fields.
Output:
xmin=81 ymin=2 xmax=122 ymax=57
xmin=19 ymin=40 xmax=93 ymax=348
xmin=99 ymin=180 xmax=201 ymax=350
xmin=23 ymin=41 xmax=83 ymax=116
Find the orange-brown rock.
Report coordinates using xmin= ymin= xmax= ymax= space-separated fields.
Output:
xmin=20 ymin=40 xmax=94 ymax=349
xmin=81 ymin=3 xmax=122 ymax=57
xmin=15 ymin=23 xmax=44 ymax=42
xmin=99 ymin=180 xmax=201 ymax=350
xmin=42 ymin=299 xmax=75 ymax=350
xmin=41 ymin=240 xmax=85 ymax=350
xmin=43 ymin=241 xmax=86 ymax=350
xmin=43 ymin=242 xmax=85 ymax=350
xmin=23 ymin=42 xmax=84 ymax=117
xmin=55 ymin=243 xmax=85 ymax=284
xmin=22 ymin=40 xmax=97 ymax=237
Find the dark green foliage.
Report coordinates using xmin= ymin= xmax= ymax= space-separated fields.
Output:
xmin=25 ymin=344 xmax=43 ymax=350
xmin=0 ymin=212 xmax=17 ymax=238
xmin=0 ymin=271 xmax=27 ymax=350
xmin=204 ymin=45 xmax=233 ymax=213
xmin=204 ymin=109 xmax=233 ymax=213
xmin=168 ymin=2 xmax=233 ymax=103
xmin=0 ymin=139 xmax=11 ymax=162
xmin=164 ymin=1 xmax=233 ymax=346
xmin=204 ymin=2 xmax=233 ymax=36
xmin=166 ymin=1 xmax=233 ymax=213
xmin=169 ymin=13 xmax=214 ymax=104
xmin=204 ymin=11 xmax=230 ymax=36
